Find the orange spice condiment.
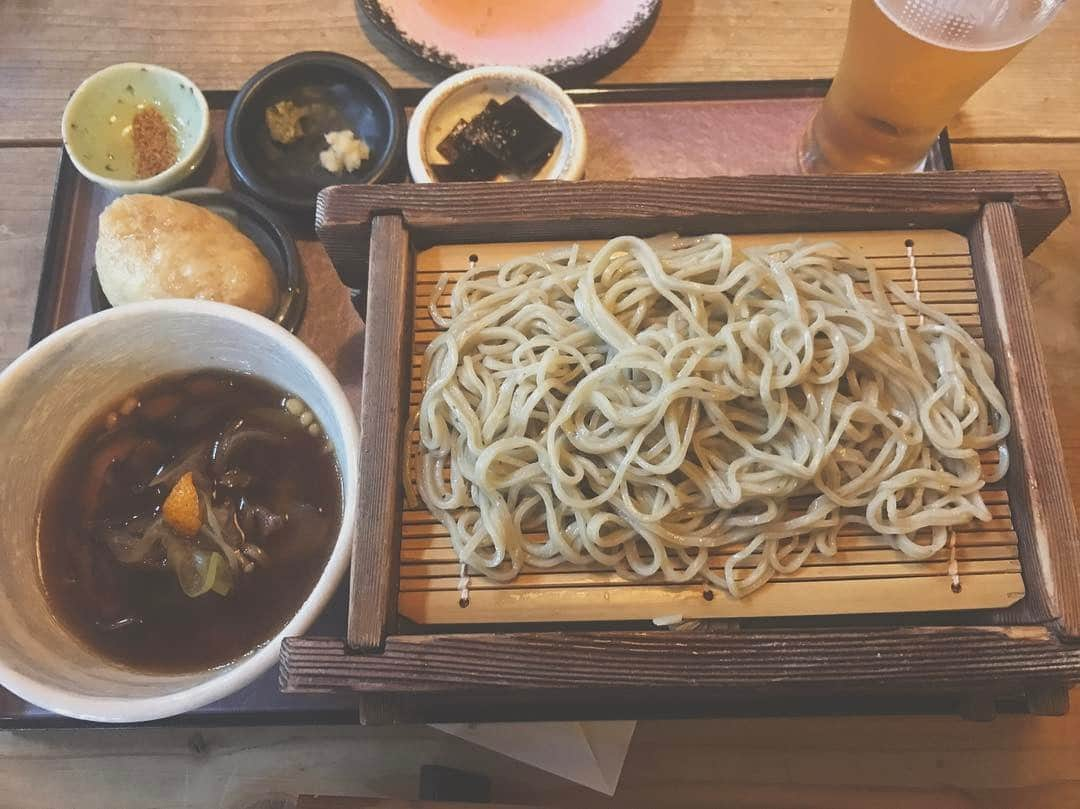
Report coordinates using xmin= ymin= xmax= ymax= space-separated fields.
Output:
xmin=131 ymin=106 xmax=178 ymax=178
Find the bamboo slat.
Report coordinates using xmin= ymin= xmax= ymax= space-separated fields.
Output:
xmin=399 ymin=230 xmax=1025 ymax=625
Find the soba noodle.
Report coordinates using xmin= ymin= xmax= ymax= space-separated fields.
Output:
xmin=415 ymin=235 xmax=1010 ymax=597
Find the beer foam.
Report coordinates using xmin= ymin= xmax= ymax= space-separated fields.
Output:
xmin=876 ymin=0 xmax=1059 ymax=52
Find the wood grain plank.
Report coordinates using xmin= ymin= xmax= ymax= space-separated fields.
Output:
xmin=969 ymin=202 xmax=1080 ymax=639
xmin=317 ymin=172 xmax=1068 ymax=287
xmin=1 ymin=0 xmax=1080 ymax=759
xmin=347 ymin=214 xmax=412 ymax=651
xmin=1024 ymin=680 xmax=1070 ymax=717
xmin=282 ymin=625 xmax=1075 ymax=694
xmin=949 ymin=144 xmax=1080 ymax=638
xmin=0 ymin=148 xmax=58 ymax=369
xmin=952 ymin=143 xmax=1080 ymax=511
xmin=12 ymin=717 xmax=1080 ymax=809
xmin=397 ymin=573 xmax=1024 ymax=625
xmin=2 ymin=1 xmax=1079 ymax=143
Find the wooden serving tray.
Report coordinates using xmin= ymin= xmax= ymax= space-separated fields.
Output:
xmin=279 ymin=172 xmax=1080 ymax=722
xmin=11 ymin=80 xmax=961 ymax=727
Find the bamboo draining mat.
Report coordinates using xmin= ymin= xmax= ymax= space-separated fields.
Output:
xmin=400 ymin=230 xmax=1025 ymax=625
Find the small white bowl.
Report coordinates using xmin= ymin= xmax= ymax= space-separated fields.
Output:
xmin=0 ymin=300 xmax=358 ymax=723
xmin=407 ymin=66 xmax=587 ymax=184
xmin=62 ymin=63 xmax=211 ymax=194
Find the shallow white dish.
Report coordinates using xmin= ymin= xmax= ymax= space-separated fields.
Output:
xmin=407 ymin=66 xmax=587 ymax=184
xmin=0 ymin=300 xmax=358 ymax=723
xmin=62 ymin=62 xmax=210 ymax=194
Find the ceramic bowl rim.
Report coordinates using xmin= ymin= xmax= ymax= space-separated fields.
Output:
xmin=405 ymin=65 xmax=587 ymax=184
xmin=0 ymin=299 xmax=358 ymax=723
xmin=223 ymin=51 xmax=406 ymax=213
xmin=61 ymin=62 xmax=211 ymax=194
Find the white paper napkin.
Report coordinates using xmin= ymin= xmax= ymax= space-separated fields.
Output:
xmin=432 ymin=721 xmax=636 ymax=796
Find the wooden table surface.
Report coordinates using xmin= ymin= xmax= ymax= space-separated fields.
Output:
xmin=2 ymin=2 xmax=1080 ymax=807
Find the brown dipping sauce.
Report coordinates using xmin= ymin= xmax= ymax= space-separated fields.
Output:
xmin=37 ymin=371 xmax=342 ymax=673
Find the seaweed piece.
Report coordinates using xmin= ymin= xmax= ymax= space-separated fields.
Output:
xmin=433 ymin=106 xmax=501 ymax=181
xmin=435 ymin=119 xmax=472 ymax=164
xmin=487 ymin=95 xmax=562 ymax=174
xmin=430 ymin=160 xmax=497 ymax=182
xmin=431 ymin=96 xmax=563 ymax=182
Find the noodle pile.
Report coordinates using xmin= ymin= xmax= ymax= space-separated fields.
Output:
xmin=415 ymin=235 xmax=1010 ymax=597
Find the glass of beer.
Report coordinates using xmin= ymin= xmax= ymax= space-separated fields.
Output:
xmin=800 ymin=0 xmax=1066 ymax=173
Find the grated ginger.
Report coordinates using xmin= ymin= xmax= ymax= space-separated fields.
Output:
xmin=319 ymin=130 xmax=370 ymax=174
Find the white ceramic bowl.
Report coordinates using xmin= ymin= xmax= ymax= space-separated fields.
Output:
xmin=0 ymin=300 xmax=358 ymax=723
xmin=62 ymin=62 xmax=211 ymax=194
xmin=407 ymin=65 xmax=587 ymax=184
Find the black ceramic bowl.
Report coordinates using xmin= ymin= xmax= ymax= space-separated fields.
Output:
xmin=91 ymin=187 xmax=306 ymax=331
xmin=224 ymin=52 xmax=405 ymax=214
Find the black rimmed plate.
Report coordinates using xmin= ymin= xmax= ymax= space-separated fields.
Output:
xmin=359 ymin=0 xmax=660 ymax=76
xmin=90 ymin=187 xmax=306 ymax=332
xmin=224 ymin=51 xmax=405 ymax=214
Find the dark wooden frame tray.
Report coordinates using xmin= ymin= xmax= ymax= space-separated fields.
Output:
xmin=9 ymin=80 xmax=959 ymax=729
xmin=286 ymin=171 xmax=1079 ymax=724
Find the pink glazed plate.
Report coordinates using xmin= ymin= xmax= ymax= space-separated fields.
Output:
xmin=359 ymin=0 xmax=660 ymax=75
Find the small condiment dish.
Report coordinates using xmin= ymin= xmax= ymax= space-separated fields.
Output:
xmin=224 ymin=52 xmax=405 ymax=214
xmin=407 ymin=66 xmax=587 ymax=184
xmin=0 ymin=300 xmax=358 ymax=723
xmin=62 ymin=62 xmax=210 ymax=194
